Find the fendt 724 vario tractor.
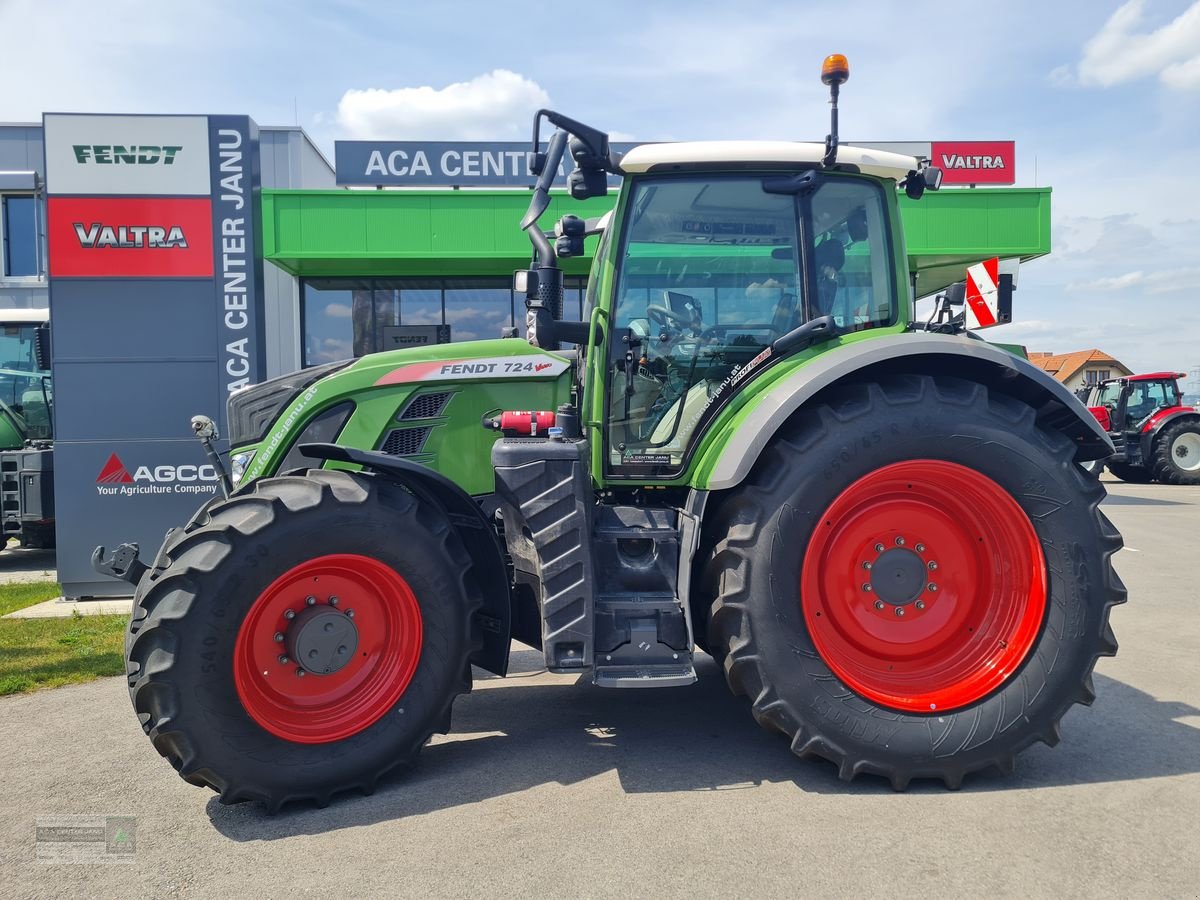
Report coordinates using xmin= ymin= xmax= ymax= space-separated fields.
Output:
xmin=102 ymin=57 xmax=1124 ymax=809
xmin=1081 ymin=372 xmax=1200 ymax=484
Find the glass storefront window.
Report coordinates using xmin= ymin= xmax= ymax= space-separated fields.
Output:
xmin=302 ymin=279 xmax=372 ymax=366
xmin=301 ymin=277 xmax=524 ymax=365
xmin=400 ymin=288 xmax=442 ymax=325
xmin=444 ymin=279 xmax=513 ymax=343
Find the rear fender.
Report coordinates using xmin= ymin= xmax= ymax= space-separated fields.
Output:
xmin=703 ymin=333 xmax=1114 ymax=490
xmin=300 ymin=442 xmax=511 ymax=676
xmin=1140 ymin=409 xmax=1200 ymax=460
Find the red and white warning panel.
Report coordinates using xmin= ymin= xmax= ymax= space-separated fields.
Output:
xmin=965 ymin=257 xmax=1001 ymax=330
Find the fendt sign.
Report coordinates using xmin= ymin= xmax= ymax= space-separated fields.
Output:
xmin=44 ymin=112 xmax=264 ymax=597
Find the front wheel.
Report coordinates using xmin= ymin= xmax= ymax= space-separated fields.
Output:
xmin=703 ymin=375 xmax=1125 ymax=788
xmin=1151 ymin=419 xmax=1200 ymax=485
xmin=125 ymin=470 xmax=481 ymax=811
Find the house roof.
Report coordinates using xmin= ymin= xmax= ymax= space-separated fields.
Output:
xmin=1028 ymin=349 xmax=1130 ymax=383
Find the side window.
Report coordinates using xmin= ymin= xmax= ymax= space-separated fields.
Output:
xmin=606 ymin=176 xmax=802 ymax=472
xmin=808 ymin=179 xmax=892 ymax=331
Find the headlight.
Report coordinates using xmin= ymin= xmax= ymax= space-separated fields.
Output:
xmin=230 ymin=450 xmax=256 ymax=487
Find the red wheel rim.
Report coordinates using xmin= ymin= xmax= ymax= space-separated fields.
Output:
xmin=801 ymin=460 xmax=1046 ymax=714
xmin=233 ymin=553 xmax=422 ymax=743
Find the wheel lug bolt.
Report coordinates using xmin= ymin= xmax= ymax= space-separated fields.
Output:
xmin=278 ymin=655 xmax=289 ymax=664
xmin=928 ymin=583 xmax=938 ymax=592
xmin=296 ymin=668 xmax=306 ymax=677
xmin=283 ymin=609 xmax=296 ymax=621
xmin=862 ymin=561 xmax=872 ymax=570
xmin=915 ymin=543 xmax=926 ymax=553
xmin=874 ymin=600 xmax=885 ymax=610
xmin=329 ymin=596 xmax=339 ymax=606
xmin=273 ymin=632 xmax=284 ymax=643
xmin=915 ymin=600 xmax=926 ymax=610
xmin=346 ymin=609 xmax=355 ymax=618
xmin=862 ymin=583 xmax=873 ymax=592
xmin=927 ymin=561 xmax=938 ymax=571
xmin=895 ymin=536 xmax=905 ymax=546
xmin=894 ymin=607 xmax=905 ymax=617
xmin=874 ymin=543 xmax=885 ymax=553
xmin=305 ymin=595 xmax=317 ymax=606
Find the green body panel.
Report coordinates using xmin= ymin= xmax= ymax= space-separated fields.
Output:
xmin=0 ymin=404 xmax=26 ymax=451
xmin=242 ymin=339 xmax=574 ymax=496
xmin=262 ymin=187 xmax=1050 ymax=292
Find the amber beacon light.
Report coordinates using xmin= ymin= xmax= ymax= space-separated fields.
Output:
xmin=821 ymin=53 xmax=850 ymax=86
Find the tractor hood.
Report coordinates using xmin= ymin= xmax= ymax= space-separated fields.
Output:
xmin=230 ymin=338 xmax=575 ymax=487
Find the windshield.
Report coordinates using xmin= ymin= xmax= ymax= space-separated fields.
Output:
xmin=606 ymin=174 xmax=893 ymax=473
xmin=0 ymin=323 xmax=52 ymax=439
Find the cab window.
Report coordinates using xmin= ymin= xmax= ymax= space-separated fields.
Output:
xmin=605 ymin=174 xmax=893 ymax=474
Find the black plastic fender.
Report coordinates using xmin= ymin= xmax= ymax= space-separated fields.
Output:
xmin=300 ymin=442 xmax=512 ymax=676
xmin=704 ymin=332 xmax=1115 ymax=490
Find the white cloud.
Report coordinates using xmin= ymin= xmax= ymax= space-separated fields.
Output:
xmin=1068 ymin=266 xmax=1200 ymax=293
xmin=1075 ymin=0 xmax=1200 ymax=89
xmin=336 ymin=70 xmax=551 ymax=140
xmin=324 ymin=303 xmax=352 ymax=318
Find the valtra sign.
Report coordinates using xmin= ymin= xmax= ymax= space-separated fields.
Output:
xmin=47 ymin=196 xmax=215 ymax=277
xmin=930 ymin=141 xmax=1016 ymax=185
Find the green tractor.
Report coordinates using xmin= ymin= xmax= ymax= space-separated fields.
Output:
xmin=0 ymin=309 xmax=54 ymax=549
xmin=107 ymin=57 xmax=1124 ymax=809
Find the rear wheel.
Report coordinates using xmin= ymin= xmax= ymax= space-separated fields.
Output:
xmin=1106 ymin=461 xmax=1153 ymax=483
xmin=703 ymin=375 xmax=1125 ymax=788
xmin=1151 ymin=420 xmax=1200 ymax=485
xmin=125 ymin=470 xmax=480 ymax=811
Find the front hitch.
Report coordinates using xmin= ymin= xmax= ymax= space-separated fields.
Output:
xmin=91 ymin=542 xmax=149 ymax=586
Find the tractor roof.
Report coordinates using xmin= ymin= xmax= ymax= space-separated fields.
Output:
xmin=620 ymin=141 xmax=919 ymax=181
xmin=1125 ymin=372 xmax=1186 ymax=382
xmin=0 ymin=308 xmax=48 ymax=324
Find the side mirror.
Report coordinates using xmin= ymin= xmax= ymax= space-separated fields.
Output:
xmin=554 ymin=215 xmax=587 ymax=258
xmin=923 ymin=166 xmax=943 ymax=191
xmin=567 ymin=165 xmax=607 ymax=199
xmin=34 ymin=324 xmax=51 ymax=371
xmin=944 ymin=281 xmax=966 ymax=307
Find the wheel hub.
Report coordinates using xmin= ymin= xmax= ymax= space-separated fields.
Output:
xmin=869 ymin=547 xmax=928 ymax=606
xmin=801 ymin=460 xmax=1047 ymax=714
xmin=233 ymin=553 xmax=423 ymax=744
xmin=285 ymin=606 xmax=359 ymax=675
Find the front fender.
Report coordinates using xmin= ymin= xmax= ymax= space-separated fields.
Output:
xmin=701 ymin=332 xmax=1114 ymax=490
xmin=300 ymin=442 xmax=512 ymax=677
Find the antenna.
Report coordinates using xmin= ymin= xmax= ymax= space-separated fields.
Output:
xmin=821 ymin=54 xmax=850 ymax=167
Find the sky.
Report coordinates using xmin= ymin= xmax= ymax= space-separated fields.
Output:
xmin=1 ymin=0 xmax=1198 ymax=381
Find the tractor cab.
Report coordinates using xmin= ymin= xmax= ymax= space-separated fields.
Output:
xmin=1083 ymin=372 xmax=1200 ymax=483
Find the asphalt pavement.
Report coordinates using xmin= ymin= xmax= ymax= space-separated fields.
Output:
xmin=1 ymin=478 xmax=1197 ymax=899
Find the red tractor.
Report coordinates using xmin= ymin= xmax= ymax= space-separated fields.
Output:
xmin=1082 ymin=372 xmax=1200 ymax=484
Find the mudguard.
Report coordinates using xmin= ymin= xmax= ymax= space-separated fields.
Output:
xmin=704 ymin=332 xmax=1114 ymax=490
xmin=1140 ymin=408 xmax=1200 ymax=459
xmin=300 ymin=443 xmax=512 ymax=676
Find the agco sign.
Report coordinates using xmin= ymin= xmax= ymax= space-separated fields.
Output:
xmin=95 ymin=453 xmax=219 ymax=498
